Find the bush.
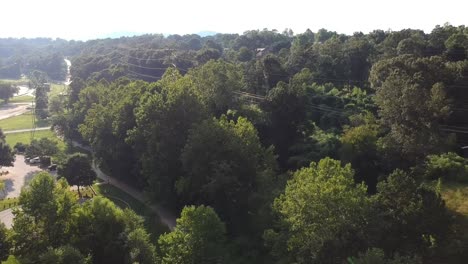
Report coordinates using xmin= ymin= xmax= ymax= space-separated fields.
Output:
xmin=40 ymin=156 xmax=51 ymax=167
xmin=14 ymin=142 xmax=27 ymax=153
xmin=425 ymin=152 xmax=468 ymax=182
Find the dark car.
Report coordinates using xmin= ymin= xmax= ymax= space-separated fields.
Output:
xmin=48 ymin=164 xmax=57 ymax=171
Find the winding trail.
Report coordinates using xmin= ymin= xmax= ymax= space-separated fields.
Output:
xmin=73 ymin=142 xmax=177 ymax=229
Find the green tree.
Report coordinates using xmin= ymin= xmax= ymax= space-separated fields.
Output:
xmin=30 ymin=71 xmax=50 ymax=119
xmin=195 ymin=48 xmax=221 ymax=64
xmin=350 ymin=248 xmax=422 ymax=264
xmin=79 ymin=79 xmax=149 ymax=184
xmin=48 ymin=95 xmax=65 ymax=115
xmin=340 ymin=113 xmax=381 ymax=192
xmin=73 ymin=197 xmax=156 ymax=264
xmin=130 ymin=69 xmax=207 ymax=205
xmin=374 ymin=71 xmax=451 ymax=163
xmin=126 ymin=228 xmax=157 ymax=264
xmin=25 ymin=137 xmax=59 ymax=158
xmin=423 ymin=152 xmax=468 ymax=182
xmin=262 ymin=79 xmax=306 ymax=168
xmin=369 ymin=170 xmax=451 ymax=256
xmin=188 ymin=60 xmax=243 ymax=116
xmin=12 ymin=173 xmax=77 ymax=260
xmin=0 ymin=82 xmax=19 ymax=103
xmin=39 ymin=245 xmax=90 ymax=264
xmin=179 ymin=116 xmax=277 ymax=233
xmin=445 ymin=32 xmax=468 ymax=61
xmin=237 ymin=47 xmax=253 ymax=62
xmin=158 ymin=205 xmax=227 ymax=264
xmin=58 ymin=153 xmax=96 ymax=197
xmin=0 ymin=223 xmax=11 ymax=261
xmin=267 ymin=158 xmax=369 ymax=264
xmin=0 ymin=129 xmax=14 ymax=168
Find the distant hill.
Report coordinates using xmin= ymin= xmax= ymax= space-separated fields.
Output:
xmin=96 ymin=31 xmax=218 ymax=39
xmin=196 ymin=31 xmax=218 ymax=37
xmin=98 ymin=31 xmax=146 ymax=39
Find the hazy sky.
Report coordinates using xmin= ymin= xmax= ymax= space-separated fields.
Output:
xmin=1 ymin=0 xmax=467 ymax=40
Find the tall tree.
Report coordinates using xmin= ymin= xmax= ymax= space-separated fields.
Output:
xmin=130 ymin=69 xmax=207 ymax=205
xmin=0 ymin=81 xmax=19 ymax=103
xmin=12 ymin=173 xmax=77 ymax=260
xmin=179 ymin=116 xmax=278 ymax=234
xmin=368 ymin=169 xmax=451 ymax=256
xmin=0 ymin=129 xmax=14 ymax=168
xmin=0 ymin=223 xmax=11 ymax=261
xmin=58 ymin=153 xmax=96 ymax=197
xmin=73 ymin=197 xmax=156 ymax=264
xmin=39 ymin=245 xmax=91 ymax=264
xmin=266 ymin=158 xmax=369 ymax=264
xmin=158 ymin=205 xmax=227 ymax=264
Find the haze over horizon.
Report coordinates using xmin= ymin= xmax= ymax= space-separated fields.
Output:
xmin=1 ymin=0 xmax=467 ymax=40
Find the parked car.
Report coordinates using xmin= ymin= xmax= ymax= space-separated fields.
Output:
xmin=48 ymin=164 xmax=57 ymax=171
xmin=29 ymin=157 xmax=40 ymax=164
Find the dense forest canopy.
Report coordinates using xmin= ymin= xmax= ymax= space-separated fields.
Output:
xmin=2 ymin=23 xmax=468 ymax=263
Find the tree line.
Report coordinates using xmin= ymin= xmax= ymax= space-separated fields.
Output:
xmin=1 ymin=24 xmax=468 ymax=263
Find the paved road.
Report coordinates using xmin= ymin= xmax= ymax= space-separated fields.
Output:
xmin=4 ymin=126 xmax=51 ymax=134
xmin=73 ymin=142 xmax=177 ymax=229
xmin=0 ymin=209 xmax=13 ymax=228
xmin=0 ymin=103 xmax=31 ymax=120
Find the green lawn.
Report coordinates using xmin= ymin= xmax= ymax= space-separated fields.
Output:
xmin=442 ymin=182 xmax=468 ymax=217
xmin=94 ymin=183 xmax=170 ymax=239
xmin=5 ymin=130 xmax=65 ymax=150
xmin=0 ymin=78 xmax=29 ymax=85
xmin=9 ymin=95 xmax=34 ymax=103
xmin=0 ymin=112 xmax=50 ymax=131
xmin=70 ymin=183 xmax=169 ymax=239
xmin=1 ymin=255 xmax=19 ymax=264
xmin=438 ymin=182 xmax=468 ymax=262
xmin=50 ymin=83 xmax=68 ymax=97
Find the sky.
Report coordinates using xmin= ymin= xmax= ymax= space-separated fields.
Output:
xmin=1 ymin=0 xmax=467 ymax=40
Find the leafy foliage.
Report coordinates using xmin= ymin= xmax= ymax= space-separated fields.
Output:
xmin=158 ymin=205 xmax=227 ymax=264
xmin=268 ymin=158 xmax=370 ymax=263
xmin=58 ymin=153 xmax=96 ymax=196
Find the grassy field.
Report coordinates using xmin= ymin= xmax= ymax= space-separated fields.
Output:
xmin=0 ymin=112 xmax=50 ymax=131
xmin=0 ymin=78 xmax=29 ymax=85
xmin=9 ymin=95 xmax=34 ymax=103
xmin=1 ymin=255 xmax=19 ymax=264
xmin=5 ymin=130 xmax=65 ymax=150
xmin=72 ymin=184 xmax=169 ymax=240
xmin=0 ymin=197 xmax=19 ymax=211
xmin=442 ymin=182 xmax=468 ymax=217
xmin=438 ymin=182 xmax=468 ymax=261
xmin=50 ymin=83 xmax=68 ymax=97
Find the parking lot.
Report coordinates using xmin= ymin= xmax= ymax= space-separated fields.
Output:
xmin=0 ymin=154 xmax=43 ymax=199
